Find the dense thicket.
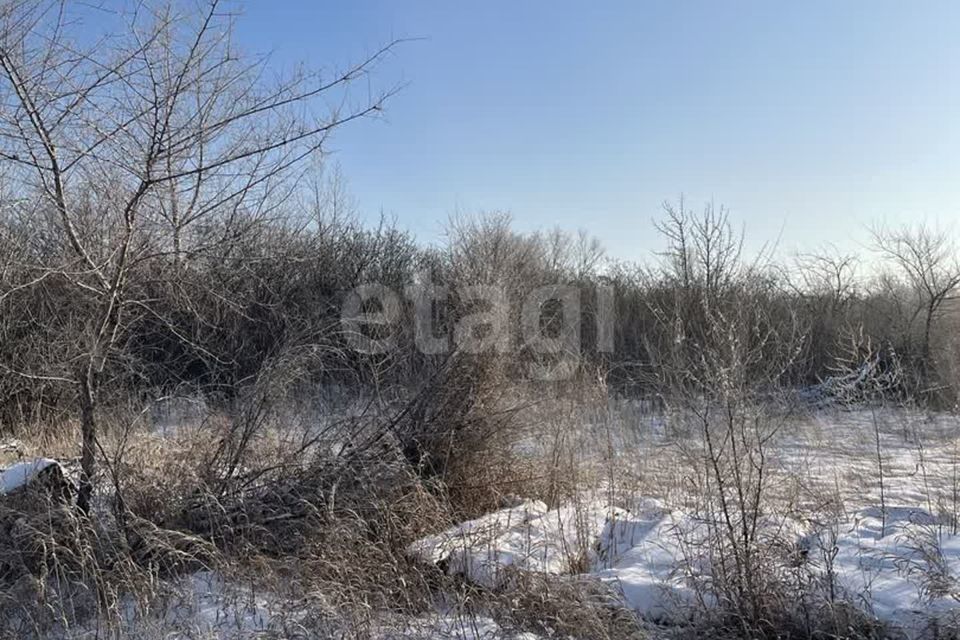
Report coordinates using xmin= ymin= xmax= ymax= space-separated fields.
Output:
xmin=0 ymin=1 xmax=955 ymax=449
xmin=1 ymin=194 xmax=958 ymax=436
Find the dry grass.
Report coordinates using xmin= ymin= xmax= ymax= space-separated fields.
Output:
xmin=0 ymin=377 xmax=951 ymax=640
xmin=485 ymin=570 xmax=646 ymax=640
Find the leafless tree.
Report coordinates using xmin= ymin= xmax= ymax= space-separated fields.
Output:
xmin=794 ymin=248 xmax=859 ymax=311
xmin=541 ymin=227 xmax=605 ymax=280
xmin=792 ymin=247 xmax=860 ymax=380
xmin=655 ymin=197 xmax=745 ymax=298
xmin=872 ymin=223 xmax=960 ymax=386
xmin=0 ymin=0 xmax=400 ymax=511
xmin=647 ymin=202 xmax=806 ymax=631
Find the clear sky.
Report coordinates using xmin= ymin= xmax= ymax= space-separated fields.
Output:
xmin=236 ymin=1 xmax=960 ymax=261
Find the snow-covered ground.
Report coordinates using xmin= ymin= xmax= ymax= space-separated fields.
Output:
xmin=13 ymin=404 xmax=960 ymax=638
xmin=411 ymin=406 xmax=960 ymax=636
xmin=56 ymin=570 xmax=544 ymax=639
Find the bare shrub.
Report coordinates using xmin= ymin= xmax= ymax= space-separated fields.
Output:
xmin=381 ymin=352 xmax=527 ymax=518
xmin=646 ymin=202 xmax=822 ymax=635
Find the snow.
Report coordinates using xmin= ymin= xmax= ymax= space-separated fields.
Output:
xmin=410 ymin=496 xmax=699 ymax=619
xmin=822 ymin=507 xmax=960 ymax=624
xmin=0 ymin=458 xmax=58 ymax=494
xmin=411 ymin=407 xmax=960 ymax=635
xmin=55 ymin=569 xmax=544 ymax=639
xmin=22 ymin=403 xmax=960 ymax=637
xmin=412 ymin=496 xmax=960 ymax=630
xmin=410 ymin=499 xmax=633 ymax=589
xmin=410 ymin=500 xmax=550 ymax=569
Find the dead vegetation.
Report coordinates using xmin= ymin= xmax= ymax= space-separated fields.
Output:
xmin=0 ymin=2 xmax=958 ymax=639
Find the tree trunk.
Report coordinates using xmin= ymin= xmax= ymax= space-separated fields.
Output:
xmin=923 ymin=301 xmax=935 ymax=376
xmin=77 ymin=369 xmax=97 ymax=514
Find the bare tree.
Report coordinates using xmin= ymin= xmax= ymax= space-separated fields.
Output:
xmin=0 ymin=0 xmax=400 ymax=511
xmin=792 ymin=247 xmax=859 ymax=380
xmin=872 ymin=223 xmax=960 ymax=386
xmin=541 ymin=227 xmax=604 ymax=280
xmin=655 ymin=197 xmax=748 ymax=305
xmin=794 ymin=248 xmax=859 ymax=312
xmin=647 ymin=202 xmax=806 ymax=632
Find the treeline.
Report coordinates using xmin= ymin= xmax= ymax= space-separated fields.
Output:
xmin=0 ymin=0 xmax=955 ymax=513
xmin=1 ymin=185 xmax=958 ymax=434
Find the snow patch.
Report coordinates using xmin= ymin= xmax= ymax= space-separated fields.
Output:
xmin=0 ymin=458 xmax=59 ymax=494
xmin=413 ymin=494 xmax=960 ymax=632
xmin=410 ymin=498 xmax=629 ymax=588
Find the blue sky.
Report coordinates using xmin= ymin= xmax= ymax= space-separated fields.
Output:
xmin=237 ymin=1 xmax=960 ymax=261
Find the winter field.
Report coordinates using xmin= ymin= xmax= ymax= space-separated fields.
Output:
xmin=7 ymin=396 xmax=960 ymax=639
xmin=409 ymin=403 xmax=960 ymax=637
